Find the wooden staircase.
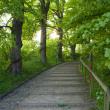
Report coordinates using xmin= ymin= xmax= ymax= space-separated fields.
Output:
xmin=0 ymin=62 xmax=95 ymax=110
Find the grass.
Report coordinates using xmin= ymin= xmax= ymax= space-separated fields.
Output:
xmin=0 ymin=40 xmax=60 ymax=95
xmin=0 ymin=48 xmax=58 ymax=95
xmin=0 ymin=64 xmax=57 ymax=94
xmin=0 ymin=61 xmax=57 ymax=95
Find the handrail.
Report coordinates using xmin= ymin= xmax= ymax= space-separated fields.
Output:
xmin=80 ymin=58 xmax=108 ymax=92
xmin=80 ymin=57 xmax=110 ymax=110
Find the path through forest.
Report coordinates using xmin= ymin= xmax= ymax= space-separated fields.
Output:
xmin=0 ymin=63 xmax=95 ymax=110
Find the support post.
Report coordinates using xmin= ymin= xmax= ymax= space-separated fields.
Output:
xmin=104 ymin=91 xmax=109 ymax=110
xmin=89 ymin=53 xmax=93 ymax=97
xmin=84 ymin=67 xmax=86 ymax=82
xmin=81 ymin=64 xmax=83 ymax=74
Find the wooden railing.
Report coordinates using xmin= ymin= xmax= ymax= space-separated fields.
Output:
xmin=80 ymin=58 xmax=110 ymax=110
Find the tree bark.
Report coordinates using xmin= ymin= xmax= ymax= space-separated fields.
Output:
xmin=9 ymin=18 xmax=23 ymax=74
xmin=70 ymin=44 xmax=76 ymax=60
xmin=39 ymin=0 xmax=50 ymax=64
xmin=40 ymin=18 xmax=47 ymax=64
xmin=57 ymin=27 xmax=63 ymax=62
xmin=55 ymin=0 xmax=65 ymax=62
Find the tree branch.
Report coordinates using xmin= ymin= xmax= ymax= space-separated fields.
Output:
xmin=47 ymin=24 xmax=58 ymax=30
xmin=39 ymin=0 xmax=46 ymax=12
xmin=0 ymin=25 xmax=12 ymax=30
xmin=45 ymin=0 xmax=50 ymax=12
xmin=6 ymin=17 xmax=13 ymax=26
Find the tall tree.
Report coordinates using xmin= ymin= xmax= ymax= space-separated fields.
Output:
xmin=0 ymin=0 xmax=39 ymax=73
xmin=10 ymin=0 xmax=24 ymax=73
xmin=63 ymin=31 xmax=77 ymax=60
xmin=39 ymin=0 xmax=50 ymax=64
xmin=0 ymin=0 xmax=24 ymax=74
xmin=52 ymin=0 xmax=65 ymax=62
xmin=10 ymin=18 xmax=23 ymax=73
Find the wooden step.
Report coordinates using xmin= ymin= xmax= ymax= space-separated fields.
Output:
xmin=17 ymin=102 xmax=95 ymax=110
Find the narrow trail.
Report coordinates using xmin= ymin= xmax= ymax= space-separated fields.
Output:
xmin=0 ymin=63 xmax=95 ymax=110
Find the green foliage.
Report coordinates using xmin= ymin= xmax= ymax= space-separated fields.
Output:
xmin=23 ymin=14 xmax=39 ymax=40
xmin=0 ymin=39 xmax=58 ymax=94
xmin=63 ymin=0 xmax=110 ymax=72
xmin=1 ymin=2 xmax=110 ymax=110
xmin=47 ymin=39 xmax=58 ymax=64
xmin=62 ymin=1 xmax=110 ymax=109
xmin=0 ymin=30 xmax=12 ymax=71
xmin=1 ymin=0 xmax=24 ymax=19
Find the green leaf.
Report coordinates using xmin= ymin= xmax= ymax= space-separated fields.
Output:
xmin=105 ymin=48 xmax=110 ymax=59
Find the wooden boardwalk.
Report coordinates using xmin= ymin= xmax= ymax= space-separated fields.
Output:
xmin=0 ymin=63 xmax=95 ymax=110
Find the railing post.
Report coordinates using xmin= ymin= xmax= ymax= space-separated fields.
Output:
xmin=90 ymin=74 xmax=93 ymax=97
xmin=84 ymin=67 xmax=86 ymax=81
xmin=81 ymin=63 xmax=83 ymax=74
xmin=104 ymin=90 xmax=110 ymax=110
xmin=80 ymin=60 xmax=88 ymax=87
xmin=104 ymin=93 xmax=109 ymax=110
xmin=89 ymin=53 xmax=93 ymax=80
xmin=80 ymin=62 xmax=82 ymax=73
xmin=89 ymin=53 xmax=93 ymax=97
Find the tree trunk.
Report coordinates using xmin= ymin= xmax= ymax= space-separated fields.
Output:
xmin=9 ymin=19 xmax=23 ymax=74
xmin=57 ymin=27 xmax=63 ymax=62
xmin=70 ymin=44 xmax=76 ymax=60
xmin=40 ymin=19 xmax=47 ymax=64
xmin=39 ymin=0 xmax=50 ymax=64
xmin=55 ymin=0 xmax=65 ymax=62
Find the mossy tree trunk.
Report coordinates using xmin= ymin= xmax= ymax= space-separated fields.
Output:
xmin=9 ymin=0 xmax=24 ymax=74
xmin=9 ymin=18 xmax=23 ymax=74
